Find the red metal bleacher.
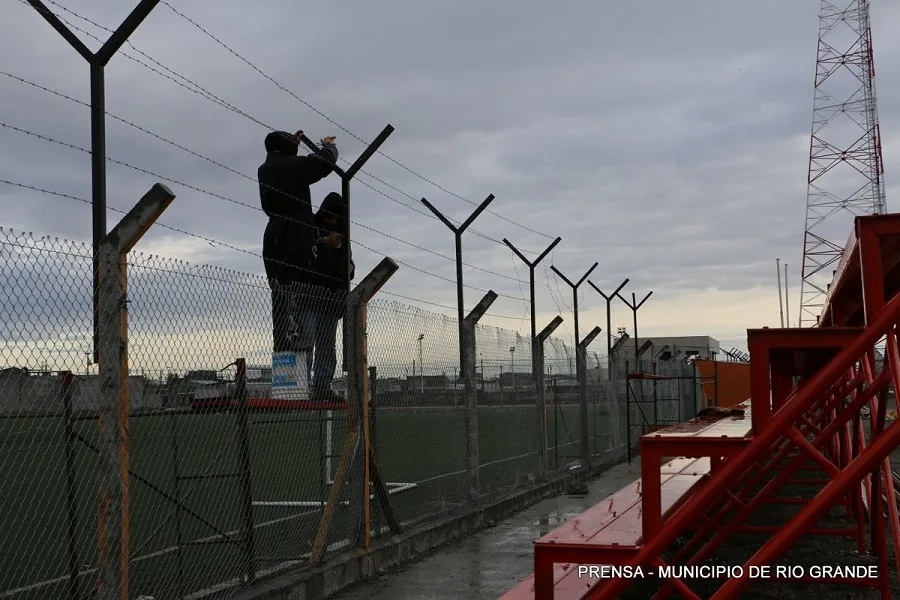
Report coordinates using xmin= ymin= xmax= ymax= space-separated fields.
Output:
xmin=499 ymin=212 xmax=900 ymax=600
xmin=499 ymin=454 xmax=720 ymax=599
xmin=591 ymin=212 xmax=900 ymax=599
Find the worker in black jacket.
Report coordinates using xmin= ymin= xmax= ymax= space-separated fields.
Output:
xmin=258 ymin=130 xmax=338 ymax=353
xmin=307 ymin=191 xmax=354 ymax=401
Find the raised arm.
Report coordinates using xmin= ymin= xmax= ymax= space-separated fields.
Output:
xmin=294 ymin=133 xmax=339 ymax=185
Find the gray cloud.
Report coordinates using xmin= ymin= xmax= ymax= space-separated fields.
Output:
xmin=3 ymin=0 xmax=900 ymax=354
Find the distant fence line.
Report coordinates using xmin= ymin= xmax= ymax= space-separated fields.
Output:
xmin=0 ymin=226 xmax=699 ymax=600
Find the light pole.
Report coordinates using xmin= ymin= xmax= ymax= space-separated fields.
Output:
xmin=417 ymin=333 xmax=425 ymax=393
xmin=509 ymin=346 xmax=516 ymax=392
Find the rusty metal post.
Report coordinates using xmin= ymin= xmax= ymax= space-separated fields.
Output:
xmin=96 ymin=183 xmax=174 ymax=600
xmin=311 ymin=258 xmax=402 ymax=563
xmin=234 ymin=358 xmax=256 ymax=585
xmin=462 ymin=291 xmax=499 ymax=506
xmin=61 ymin=371 xmax=81 ymax=600
xmin=536 ymin=316 xmax=564 ymax=480
xmin=576 ymin=326 xmax=602 ymax=467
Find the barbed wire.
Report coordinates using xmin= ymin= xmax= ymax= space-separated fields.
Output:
xmin=0 ymin=175 xmax=523 ymax=304
xmin=22 ymin=0 xmax=547 ymax=254
xmin=0 ymin=70 xmax=536 ymax=291
xmin=0 ymin=220 xmax=531 ymax=324
xmin=8 ymin=0 xmax=581 ymax=333
xmin=159 ymin=0 xmax=557 ymax=242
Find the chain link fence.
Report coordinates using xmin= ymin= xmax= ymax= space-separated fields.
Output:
xmin=0 ymin=228 xmax=698 ymax=599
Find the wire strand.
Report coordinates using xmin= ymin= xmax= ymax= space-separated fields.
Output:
xmin=0 ymin=200 xmax=529 ymax=324
xmin=0 ymin=172 xmax=522 ymax=301
xmin=24 ymin=0 xmax=538 ymax=252
xmin=159 ymin=0 xmax=556 ymax=241
xmin=0 ymin=70 xmax=533 ymax=287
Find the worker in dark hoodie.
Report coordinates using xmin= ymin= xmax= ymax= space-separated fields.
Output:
xmin=258 ymin=130 xmax=339 ymax=353
xmin=306 ymin=191 xmax=355 ymax=401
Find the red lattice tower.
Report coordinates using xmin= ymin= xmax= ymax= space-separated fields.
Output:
xmin=799 ymin=0 xmax=886 ymax=327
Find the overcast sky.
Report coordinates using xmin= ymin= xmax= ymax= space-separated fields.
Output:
xmin=2 ymin=0 xmax=899 ymax=366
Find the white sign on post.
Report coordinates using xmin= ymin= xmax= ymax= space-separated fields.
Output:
xmin=271 ymin=351 xmax=310 ymax=400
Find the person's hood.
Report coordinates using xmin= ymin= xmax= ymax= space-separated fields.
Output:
xmin=316 ymin=192 xmax=345 ymax=220
xmin=264 ymin=131 xmax=299 ymax=155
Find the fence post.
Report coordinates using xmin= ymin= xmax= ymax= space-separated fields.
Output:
xmin=310 ymin=258 xmax=402 ymax=563
xmin=96 ymin=183 xmax=174 ymax=600
xmin=234 ymin=358 xmax=256 ymax=585
xmin=420 ymin=194 xmax=495 ymax=391
xmin=625 ymin=360 xmax=632 ymax=463
xmin=61 ymin=371 xmax=81 ymax=600
xmin=502 ymin=236 xmax=562 ymax=391
xmin=298 ymin=126 xmax=393 ymax=373
xmin=576 ymin=326 xmax=602 ymax=469
xmin=536 ymin=316 xmax=563 ymax=481
xmin=368 ymin=366 xmax=382 ymax=535
xmin=461 ymin=291 xmax=498 ymax=507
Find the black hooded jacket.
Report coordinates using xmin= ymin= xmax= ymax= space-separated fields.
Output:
xmin=259 ymin=131 xmax=338 ymax=285
xmin=313 ymin=191 xmax=354 ymax=291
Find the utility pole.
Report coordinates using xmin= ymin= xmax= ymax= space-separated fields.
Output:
xmin=417 ymin=333 xmax=424 ymax=393
xmin=784 ymin=263 xmax=790 ymax=328
xmin=509 ymin=346 xmax=515 ymax=392
xmin=776 ymin=258 xmax=785 ymax=328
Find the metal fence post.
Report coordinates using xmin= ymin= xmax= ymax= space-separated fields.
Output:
xmin=234 ymin=358 xmax=256 ymax=585
xmin=297 ymin=126 xmax=393 ymax=373
xmin=61 ymin=371 xmax=81 ymax=600
xmin=536 ymin=316 xmax=563 ymax=481
xmin=310 ymin=258 xmax=402 ymax=563
xmin=625 ymin=360 xmax=632 ymax=463
xmin=462 ymin=291 xmax=498 ymax=507
xmin=25 ymin=0 xmax=163 ymax=364
xmin=587 ymin=278 xmax=629 ymax=453
xmin=576 ymin=326 xmax=602 ymax=469
xmin=503 ymin=237 xmax=561 ymax=390
xmin=96 ymin=183 xmax=174 ymax=600
xmin=420 ymin=194 xmax=495 ymax=386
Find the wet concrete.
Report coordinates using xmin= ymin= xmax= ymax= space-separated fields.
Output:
xmin=331 ymin=461 xmax=642 ymax=600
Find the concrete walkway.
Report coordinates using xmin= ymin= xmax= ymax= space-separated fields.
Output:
xmin=331 ymin=460 xmax=642 ymax=600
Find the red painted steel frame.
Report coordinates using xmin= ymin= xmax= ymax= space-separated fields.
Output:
xmin=820 ymin=214 xmax=900 ymax=327
xmin=500 ymin=214 xmax=900 ymax=600
xmin=639 ymin=406 xmax=751 ymax=540
xmin=747 ymin=327 xmax=862 ymax=433
xmin=587 ymin=292 xmax=900 ymax=599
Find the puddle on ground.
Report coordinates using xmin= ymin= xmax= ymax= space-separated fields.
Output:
xmin=535 ymin=512 xmax=581 ymax=534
